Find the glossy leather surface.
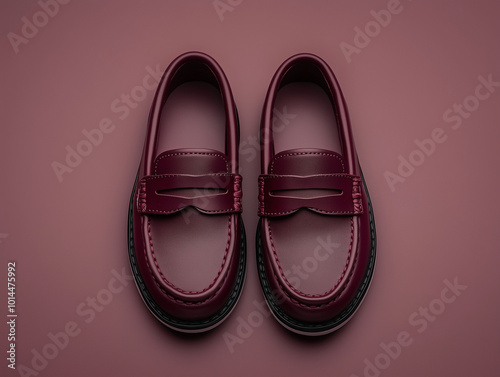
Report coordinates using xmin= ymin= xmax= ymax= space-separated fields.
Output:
xmin=129 ymin=52 xmax=245 ymax=331
xmin=257 ymin=53 xmax=376 ymax=334
xmin=258 ymin=171 xmax=362 ymax=217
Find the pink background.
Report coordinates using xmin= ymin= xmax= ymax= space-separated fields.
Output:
xmin=1 ymin=0 xmax=500 ymax=376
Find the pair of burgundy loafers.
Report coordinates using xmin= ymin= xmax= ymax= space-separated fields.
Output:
xmin=127 ymin=51 xmax=376 ymax=335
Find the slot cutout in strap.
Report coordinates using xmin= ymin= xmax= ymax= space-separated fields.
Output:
xmin=138 ymin=173 xmax=242 ymax=215
xmin=156 ymin=188 xmax=227 ymax=200
xmin=270 ymin=188 xmax=343 ymax=200
xmin=258 ymin=174 xmax=362 ymax=217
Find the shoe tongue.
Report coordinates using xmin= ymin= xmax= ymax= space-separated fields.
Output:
xmin=269 ymin=148 xmax=345 ymax=175
xmin=153 ymin=148 xmax=229 ymax=175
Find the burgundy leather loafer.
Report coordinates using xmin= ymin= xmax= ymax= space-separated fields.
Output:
xmin=256 ymin=53 xmax=376 ymax=335
xmin=128 ymin=52 xmax=246 ymax=332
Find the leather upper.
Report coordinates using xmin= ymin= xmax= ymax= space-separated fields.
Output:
xmin=258 ymin=54 xmax=372 ymax=324
xmin=131 ymin=52 xmax=244 ymax=321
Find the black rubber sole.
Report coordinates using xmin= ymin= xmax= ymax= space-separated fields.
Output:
xmin=256 ymin=177 xmax=376 ymax=336
xmin=127 ymin=181 xmax=247 ymax=333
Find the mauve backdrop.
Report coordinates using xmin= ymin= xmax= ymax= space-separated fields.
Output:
xmin=1 ymin=0 xmax=499 ymax=376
